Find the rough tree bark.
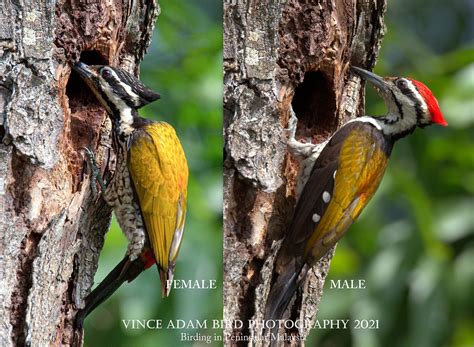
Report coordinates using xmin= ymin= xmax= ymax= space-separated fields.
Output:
xmin=224 ymin=0 xmax=386 ymax=345
xmin=0 ymin=0 xmax=157 ymax=345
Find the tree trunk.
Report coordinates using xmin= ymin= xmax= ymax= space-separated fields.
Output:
xmin=0 ymin=0 xmax=157 ymax=345
xmin=223 ymin=0 xmax=386 ymax=345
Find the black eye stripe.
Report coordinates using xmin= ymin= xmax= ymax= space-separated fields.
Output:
xmin=390 ymin=89 xmax=404 ymax=120
xmin=109 ymin=80 xmax=128 ymax=96
xmin=396 ymin=78 xmax=416 ymax=96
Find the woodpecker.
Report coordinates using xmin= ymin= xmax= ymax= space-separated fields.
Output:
xmin=72 ymin=62 xmax=188 ymax=325
xmin=265 ymin=66 xmax=447 ymax=331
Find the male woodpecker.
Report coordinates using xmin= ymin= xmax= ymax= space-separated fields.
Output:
xmin=265 ymin=66 xmax=447 ymax=328
xmin=72 ymin=62 xmax=188 ymax=325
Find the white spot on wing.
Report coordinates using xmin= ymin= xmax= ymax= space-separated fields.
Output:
xmin=312 ymin=213 xmax=320 ymax=223
xmin=322 ymin=191 xmax=331 ymax=203
xmin=333 ymin=170 xmax=337 ymax=179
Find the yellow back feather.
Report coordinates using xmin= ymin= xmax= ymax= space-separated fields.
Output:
xmin=128 ymin=122 xmax=188 ymax=271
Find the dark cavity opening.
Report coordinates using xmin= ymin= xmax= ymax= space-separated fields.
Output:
xmin=65 ymin=50 xmax=109 ymax=137
xmin=0 ymin=125 xmax=5 ymax=142
xmin=291 ymin=71 xmax=338 ymax=141
xmin=65 ymin=51 xmax=109 ymax=191
xmin=79 ymin=51 xmax=108 ymax=66
xmin=66 ymin=51 xmax=107 ymax=108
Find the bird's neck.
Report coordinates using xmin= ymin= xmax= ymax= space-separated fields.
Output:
xmin=351 ymin=110 xmax=417 ymax=142
xmin=371 ymin=108 xmax=418 ymax=141
xmin=111 ymin=107 xmax=137 ymax=139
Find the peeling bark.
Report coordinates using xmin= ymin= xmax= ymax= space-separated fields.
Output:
xmin=0 ymin=0 xmax=158 ymax=345
xmin=223 ymin=0 xmax=386 ymax=345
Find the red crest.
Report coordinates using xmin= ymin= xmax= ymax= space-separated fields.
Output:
xmin=409 ymin=79 xmax=448 ymax=126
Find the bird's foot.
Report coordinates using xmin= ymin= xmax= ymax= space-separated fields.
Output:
xmin=288 ymin=137 xmax=319 ymax=160
xmin=82 ymin=147 xmax=107 ymax=198
xmin=286 ymin=107 xmax=319 ymax=160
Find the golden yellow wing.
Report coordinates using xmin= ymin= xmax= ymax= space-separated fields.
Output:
xmin=276 ymin=122 xmax=392 ymax=272
xmin=305 ymin=124 xmax=390 ymax=262
xmin=268 ymin=122 xmax=392 ymax=322
xmin=128 ymin=122 xmax=188 ymax=286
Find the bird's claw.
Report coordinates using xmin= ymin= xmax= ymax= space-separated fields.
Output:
xmin=82 ymin=147 xmax=106 ymax=198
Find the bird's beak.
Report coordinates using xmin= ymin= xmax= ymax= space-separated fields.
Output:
xmin=72 ymin=61 xmax=94 ymax=80
xmin=351 ymin=66 xmax=389 ymax=94
xmin=71 ymin=61 xmax=112 ymax=113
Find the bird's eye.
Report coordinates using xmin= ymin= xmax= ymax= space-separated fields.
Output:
xmin=397 ymin=79 xmax=408 ymax=90
xmin=101 ymin=68 xmax=112 ymax=78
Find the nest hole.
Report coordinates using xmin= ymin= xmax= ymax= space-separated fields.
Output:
xmin=66 ymin=50 xmax=108 ymax=145
xmin=66 ymin=51 xmax=107 ymax=108
xmin=0 ymin=125 xmax=5 ymax=142
xmin=291 ymin=71 xmax=338 ymax=141
xmin=65 ymin=51 xmax=109 ymax=191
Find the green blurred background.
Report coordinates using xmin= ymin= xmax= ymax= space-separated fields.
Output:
xmin=83 ymin=1 xmax=223 ymax=346
xmin=309 ymin=1 xmax=474 ymax=347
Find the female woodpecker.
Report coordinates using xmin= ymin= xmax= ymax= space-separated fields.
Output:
xmin=72 ymin=62 xmax=188 ymax=325
xmin=265 ymin=66 xmax=447 ymax=328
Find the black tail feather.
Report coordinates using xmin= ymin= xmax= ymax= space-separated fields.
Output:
xmin=265 ymin=264 xmax=306 ymax=346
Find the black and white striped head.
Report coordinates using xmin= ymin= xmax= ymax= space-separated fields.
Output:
xmin=352 ymin=66 xmax=447 ymax=129
xmin=72 ymin=62 xmax=161 ymax=115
